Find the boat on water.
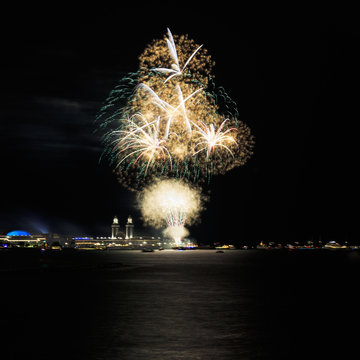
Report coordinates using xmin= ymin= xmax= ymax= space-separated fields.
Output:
xmin=215 ymin=245 xmax=236 ymax=250
xmin=74 ymin=243 xmax=106 ymax=250
xmin=172 ymin=246 xmax=197 ymax=250
xmin=324 ymin=241 xmax=347 ymax=249
xmin=49 ymin=241 xmax=62 ymax=251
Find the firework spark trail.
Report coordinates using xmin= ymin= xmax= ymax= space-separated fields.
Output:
xmin=192 ymin=118 xmax=238 ymax=158
xmin=153 ymin=28 xmax=203 ymax=83
xmin=137 ymin=83 xmax=203 ymax=138
xmin=167 ymin=207 xmax=186 ymax=227
xmin=111 ymin=114 xmax=172 ymax=174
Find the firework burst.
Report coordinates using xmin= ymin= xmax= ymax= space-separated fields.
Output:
xmin=96 ymin=28 xmax=254 ymax=190
xmin=138 ymin=179 xmax=204 ymax=246
xmin=192 ymin=118 xmax=238 ymax=159
xmin=111 ymin=114 xmax=172 ymax=175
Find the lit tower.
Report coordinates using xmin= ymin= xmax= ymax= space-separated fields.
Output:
xmin=111 ymin=216 xmax=120 ymax=238
xmin=125 ymin=215 xmax=134 ymax=239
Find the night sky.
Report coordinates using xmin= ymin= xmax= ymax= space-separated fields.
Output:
xmin=1 ymin=3 xmax=359 ymax=244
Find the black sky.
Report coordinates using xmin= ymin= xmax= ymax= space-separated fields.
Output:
xmin=1 ymin=3 xmax=359 ymax=244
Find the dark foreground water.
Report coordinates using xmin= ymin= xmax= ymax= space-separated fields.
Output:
xmin=1 ymin=249 xmax=360 ymax=360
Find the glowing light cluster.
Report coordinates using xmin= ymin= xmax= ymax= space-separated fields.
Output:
xmin=97 ymin=28 xmax=254 ymax=191
xmin=138 ymin=179 xmax=203 ymax=245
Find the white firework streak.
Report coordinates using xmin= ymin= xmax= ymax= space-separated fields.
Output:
xmin=112 ymin=114 xmax=172 ymax=174
xmin=175 ymin=84 xmax=192 ymax=135
xmin=153 ymin=28 xmax=203 ymax=83
xmin=166 ymin=207 xmax=187 ymax=228
xmin=191 ymin=119 xmax=238 ymax=158
xmin=137 ymin=83 xmax=203 ymax=139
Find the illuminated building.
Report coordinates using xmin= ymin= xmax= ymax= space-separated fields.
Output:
xmin=125 ymin=215 xmax=134 ymax=239
xmin=0 ymin=230 xmax=47 ymax=247
xmin=71 ymin=216 xmax=169 ymax=249
xmin=324 ymin=241 xmax=347 ymax=249
xmin=111 ymin=216 xmax=123 ymax=238
xmin=103 ymin=215 xmax=164 ymax=249
xmin=0 ymin=216 xmax=172 ymax=250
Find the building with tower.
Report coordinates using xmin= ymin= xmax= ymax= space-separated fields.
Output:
xmin=0 ymin=230 xmax=47 ymax=247
xmin=1 ymin=215 xmax=173 ymax=250
xmin=71 ymin=215 xmax=169 ymax=249
xmin=111 ymin=216 xmax=121 ymax=238
xmin=125 ymin=215 xmax=134 ymax=239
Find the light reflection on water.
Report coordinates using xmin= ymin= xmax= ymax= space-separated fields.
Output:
xmin=89 ymin=251 xmax=259 ymax=360
xmin=2 ymin=249 xmax=360 ymax=359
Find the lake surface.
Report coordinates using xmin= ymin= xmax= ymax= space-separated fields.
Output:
xmin=1 ymin=249 xmax=359 ymax=359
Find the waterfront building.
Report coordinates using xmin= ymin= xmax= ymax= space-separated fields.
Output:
xmin=72 ymin=215 xmax=170 ymax=249
xmin=94 ymin=215 xmax=165 ymax=249
xmin=111 ymin=216 xmax=123 ymax=238
xmin=125 ymin=215 xmax=134 ymax=239
xmin=324 ymin=241 xmax=347 ymax=249
xmin=0 ymin=216 xmax=172 ymax=250
xmin=0 ymin=230 xmax=47 ymax=247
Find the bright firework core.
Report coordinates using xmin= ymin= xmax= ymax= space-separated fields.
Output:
xmin=138 ymin=179 xmax=204 ymax=246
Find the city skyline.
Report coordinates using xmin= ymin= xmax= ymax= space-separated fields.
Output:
xmin=1 ymin=4 xmax=358 ymax=244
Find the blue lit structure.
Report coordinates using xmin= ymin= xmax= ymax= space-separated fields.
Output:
xmin=7 ymin=230 xmax=31 ymax=236
xmin=0 ymin=230 xmax=46 ymax=248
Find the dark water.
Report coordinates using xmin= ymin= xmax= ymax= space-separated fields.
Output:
xmin=1 ymin=249 xmax=360 ymax=359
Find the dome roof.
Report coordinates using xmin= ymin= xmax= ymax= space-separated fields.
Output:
xmin=7 ymin=230 xmax=31 ymax=236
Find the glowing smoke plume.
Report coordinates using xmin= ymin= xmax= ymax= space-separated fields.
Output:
xmin=138 ymin=179 xmax=204 ymax=246
xmin=163 ymin=226 xmax=189 ymax=247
